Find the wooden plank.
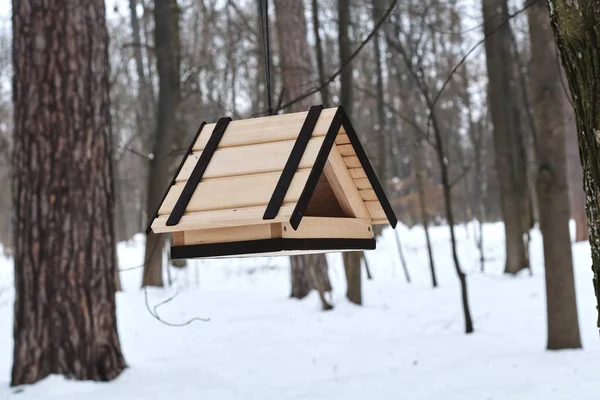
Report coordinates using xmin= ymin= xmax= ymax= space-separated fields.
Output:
xmin=335 ymin=134 xmax=350 ymax=145
xmin=282 ymin=217 xmax=373 ymax=239
xmin=349 ymin=168 xmax=367 ymax=179
xmin=193 ymin=107 xmax=344 ymax=151
xmin=173 ymin=232 xmax=185 ymax=246
xmin=343 ymin=156 xmax=361 ymax=169
xmin=372 ymin=219 xmax=390 ymax=225
xmin=359 ymin=189 xmax=378 ymax=201
xmin=365 ymin=200 xmax=386 ymax=221
xmin=354 ymin=177 xmax=371 ymax=190
xmin=175 ymin=137 xmax=324 ymax=182
xmin=182 ymin=224 xmax=275 ymax=245
xmin=159 ymin=169 xmax=311 ymax=215
xmin=337 ymin=144 xmax=355 ymax=156
xmin=151 ymin=204 xmax=296 ymax=233
xmin=323 ymin=146 xmax=370 ymax=218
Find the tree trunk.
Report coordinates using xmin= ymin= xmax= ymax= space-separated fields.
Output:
xmin=11 ymin=0 xmax=126 ymax=385
xmin=565 ymin=96 xmax=589 ymax=242
xmin=413 ymin=143 xmax=438 ymax=287
xmin=343 ymin=251 xmax=362 ymax=305
xmin=337 ymin=0 xmax=363 ymax=305
xmin=311 ymin=0 xmax=330 ymax=109
xmin=338 ymin=0 xmax=353 ymax=115
xmin=481 ymin=0 xmax=531 ymax=275
xmin=274 ymin=0 xmax=332 ymax=309
xmin=142 ymin=0 xmax=180 ymax=287
xmin=528 ymin=0 xmax=582 ymax=349
xmin=548 ymin=0 xmax=600 ymax=328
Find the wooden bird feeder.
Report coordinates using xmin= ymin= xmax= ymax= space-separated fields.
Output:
xmin=146 ymin=105 xmax=398 ymax=259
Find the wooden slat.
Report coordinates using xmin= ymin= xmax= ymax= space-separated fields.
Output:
xmin=354 ymin=177 xmax=371 ymax=190
xmin=151 ymin=204 xmax=296 ymax=233
xmin=176 ymin=137 xmax=324 ymax=182
xmin=337 ymin=144 xmax=355 ymax=156
xmin=335 ymin=134 xmax=350 ymax=145
xmin=343 ymin=156 xmax=361 ymax=169
xmin=159 ymin=169 xmax=310 ymax=215
xmin=359 ymin=189 xmax=378 ymax=201
xmin=349 ymin=168 xmax=367 ymax=179
xmin=365 ymin=201 xmax=386 ymax=221
xmin=282 ymin=217 xmax=373 ymax=239
xmin=182 ymin=224 xmax=276 ymax=245
xmin=372 ymin=219 xmax=389 ymax=225
xmin=173 ymin=232 xmax=185 ymax=246
xmin=193 ymin=107 xmax=343 ymax=151
xmin=323 ymin=146 xmax=370 ymax=218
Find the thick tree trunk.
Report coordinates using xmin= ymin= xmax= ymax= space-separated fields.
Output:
xmin=548 ymin=0 xmax=600 ymax=327
xmin=565 ymin=99 xmax=589 ymax=242
xmin=528 ymin=0 xmax=582 ymax=349
xmin=142 ymin=0 xmax=180 ymax=287
xmin=11 ymin=0 xmax=126 ymax=385
xmin=274 ymin=0 xmax=332 ymax=309
xmin=482 ymin=0 xmax=531 ymax=275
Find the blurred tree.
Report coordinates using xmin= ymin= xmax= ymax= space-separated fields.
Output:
xmin=527 ymin=0 xmax=581 ymax=349
xmin=482 ymin=0 xmax=532 ymax=275
xmin=143 ymin=0 xmax=181 ymax=287
xmin=274 ymin=0 xmax=333 ymax=310
xmin=338 ymin=0 xmax=363 ymax=305
xmin=11 ymin=0 xmax=126 ymax=385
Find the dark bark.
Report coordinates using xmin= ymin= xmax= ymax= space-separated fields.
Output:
xmin=394 ymin=229 xmax=411 ymax=283
xmin=413 ymin=143 xmax=438 ymax=287
xmin=548 ymin=0 xmax=600 ymax=327
xmin=311 ymin=0 xmax=330 ymax=108
xmin=343 ymin=251 xmax=362 ymax=305
xmin=142 ymin=0 xmax=180 ymax=287
xmin=338 ymin=0 xmax=353 ymax=114
xmin=11 ymin=0 xmax=126 ymax=385
xmin=337 ymin=0 xmax=362 ymax=305
xmin=371 ymin=0 xmax=387 ymax=181
xmin=482 ymin=0 xmax=531 ymax=275
xmin=565 ymin=95 xmax=589 ymax=242
xmin=274 ymin=0 xmax=333 ymax=310
xmin=528 ymin=0 xmax=582 ymax=349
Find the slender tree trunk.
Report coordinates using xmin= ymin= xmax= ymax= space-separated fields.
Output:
xmin=142 ymin=0 xmax=180 ymax=287
xmin=337 ymin=0 xmax=362 ymax=304
xmin=413 ymin=143 xmax=438 ymax=287
xmin=311 ymin=0 xmax=330 ymax=108
xmin=274 ymin=0 xmax=332 ymax=310
xmin=343 ymin=252 xmax=362 ymax=304
xmin=548 ymin=0 xmax=600 ymax=328
xmin=528 ymin=0 xmax=582 ymax=349
xmin=394 ymin=229 xmax=411 ymax=283
xmin=481 ymin=0 xmax=531 ymax=275
xmin=11 ymin=0 xmax=126 ymax=385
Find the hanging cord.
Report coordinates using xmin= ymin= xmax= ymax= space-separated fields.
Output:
xmin=258 ymin=0 xmax=273 ymax=115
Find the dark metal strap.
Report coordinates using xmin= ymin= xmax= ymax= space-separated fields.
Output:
xmin=145 ymin=121 xmax=206 ymax=235
xmin=289 ymin=108 xmax=342 ymax=230
xmin=338 ymin=106 xmax=398 ymax=228
xmin=171 ymin=238 xmax=375 ymax=259
xmin=166 ymin=117 xmax=232 ymax=226
xmin=263 ymin=105 xmax=324 ymax=220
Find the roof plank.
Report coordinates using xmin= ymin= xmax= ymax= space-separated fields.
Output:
xmin=193 ymin=107 xmax=343 ymax=151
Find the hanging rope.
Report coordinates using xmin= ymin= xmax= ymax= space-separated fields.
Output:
xmin=258 ymin=0 xmax=273 ymax=115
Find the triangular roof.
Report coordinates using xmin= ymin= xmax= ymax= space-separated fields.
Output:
xmin=147 ymin=105 xmax=397 ymax=235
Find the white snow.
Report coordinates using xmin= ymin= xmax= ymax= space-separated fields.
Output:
xmin=1 ymin=221 xmax=599 ymax=399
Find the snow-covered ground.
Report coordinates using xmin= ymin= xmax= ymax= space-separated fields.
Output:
xmin=0 ymin=221 xmax=599 ymax=399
